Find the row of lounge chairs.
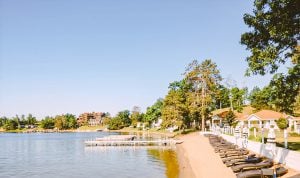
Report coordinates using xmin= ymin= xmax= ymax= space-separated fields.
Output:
xmin=206 ymin=134 xmax=288 ymax=178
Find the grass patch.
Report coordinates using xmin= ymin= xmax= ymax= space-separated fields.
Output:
xmin=289 ymin=132 xmax=300 ymax=137
xmin=247 ymin=130 xmax=300 ymax=152
xmin=248 ymin=135 xmax=262 ymax=142
xmin=276 ymin=142 xmax=300 ymax=151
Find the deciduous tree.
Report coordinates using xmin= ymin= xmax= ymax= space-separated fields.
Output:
xmin=144 ymin=98 xmax=163 ymax=124
xmin=241 ymin=0 xmax=300 ymax=75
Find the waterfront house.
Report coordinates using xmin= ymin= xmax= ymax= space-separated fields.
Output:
xmin=242 ymin=110 xmax=287 ymax=129
xmin=211 ymin=108 xmax=229 ymax=126
xmin=211 ymin=106 xmax=255 ymax=128
xmin=77 ymin=112 xmax=105 ymax=126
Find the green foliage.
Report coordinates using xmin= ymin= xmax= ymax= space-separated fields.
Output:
xmin=248 ymin=135 xmax=262 ymax=142
xmin=54 ymin=114 xmax=78 ymax=130
xmin=0 ymin=114 xmax=38 ymax=130
xmin=249 ymin=86 xmax=272 ymax=110
xmin=294 ymin=93 xmax=300 ymax=114
xmin=130 ymin=106 xmax=142 ymax=127
xmin=160 ymin=60 xmax=224 ymax=131
xmin=224 ymin=110 xmax=237 ymax=127
xmin=40 ymin=116 xmax=55 ymax=129
xmin=108 ymin=117 xmax=123 ymax=130
xmin=250 ymin=127 xmax=258 ymax=132
xmin=117 ymin=110 xmax=131 ymax=127
xmin=268 ymin=66 xmax=300 ymax=114
xmin=241 ymin=0 xmax=300 ymax=115
xmin=3 ymin=119 xmax=18 ymax=130
xmin=54 ymin=116 xmax=64 ymax=130
xmin=241 ymin=0 xmax=299 ymax=76
xmin=102 ymin=116 xmax=111 ymax=126
xmin=26 ymin=114 xmax=37 ymax=125
xmin=144 ymin=98 xmax=163 ymax=124
xmin=289 ymin=132 xmax=300 ymax=137
xmin=184 ymin=59 xmax=221 ymax=131
xmin=249 ymin=66 xmax=300 ymax=114
xmin=276 ymin=117 xmax=288 ymax=130
xmin=213 ymin=85 xmax=230 ymax=109
xmin=108 ymin=110 xmax=131 ymax=130
xmin=162 ymin=85 xmax=189 ymax=129
xmin=12 ymin=115 xmax=21 ymax=129
xmin=231 ymin=87 xmax=247 ymax=112
xmin=0 ymin=117 xmax=8 ymax=127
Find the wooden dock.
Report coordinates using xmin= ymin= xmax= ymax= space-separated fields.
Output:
xmin=85 ymin=139 xmax=183 ymax=146
xmin=95 ymin=135 xmax=136 ymax=141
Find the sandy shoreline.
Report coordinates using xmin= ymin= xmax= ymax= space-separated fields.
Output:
xmin=176 ymin=132 xmax=300 ymax=178
xmin=176 ymin=143 xmax=196 ymax=178
xmin=176 ymin=132 xmax=235 ymax=178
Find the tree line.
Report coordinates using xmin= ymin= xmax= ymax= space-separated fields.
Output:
xmin=0 ymin=114 xmax=37 ymax=130
xmin=0 ymin=114 xmax=78 ymax=131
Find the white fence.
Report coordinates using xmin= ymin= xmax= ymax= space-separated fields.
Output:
xmin=221 ymin=134 xmax=300 ymax=172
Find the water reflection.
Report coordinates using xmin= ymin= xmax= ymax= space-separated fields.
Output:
xmin=84 ymin=145 xmax=179 ymax=178
xmin=148 ymin=148 xmax=179 ymax=178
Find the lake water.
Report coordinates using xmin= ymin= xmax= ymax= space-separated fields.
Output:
xmin=0 ymin=132 xmax=179 ymax=178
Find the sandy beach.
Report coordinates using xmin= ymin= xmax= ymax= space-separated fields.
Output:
xmin=177 ymin=132 xmax=235 ymax=178
xmin=176 ymin=132 xmax=300 ymax=178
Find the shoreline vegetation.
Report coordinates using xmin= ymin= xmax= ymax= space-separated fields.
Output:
xmin=0 ymin=125 xmax=191 ymax=138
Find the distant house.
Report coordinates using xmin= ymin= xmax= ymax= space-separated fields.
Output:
xmin=211 ymin=108 xmax=225 ymax=125
xmin=77 ymin=112 xmax=105 ymax=126
xmin=239 ymin=110 xmax=287 ymax=129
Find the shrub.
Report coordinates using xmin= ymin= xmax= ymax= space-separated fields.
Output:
xmin=225 ymin=110 xmax=237 ymax=127
xmin=108 ymin=117 xmax=124 ymax=130
xmin=3 ymin=120 xmax=18 ymax=131
xmin=276 ymin=118 xmax=288 ymax=130
xmin=250 ymin=127 xmax=258 ymax=131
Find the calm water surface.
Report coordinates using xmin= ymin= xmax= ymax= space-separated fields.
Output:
xmin=0 ymin=132 xmax=179 ymax=178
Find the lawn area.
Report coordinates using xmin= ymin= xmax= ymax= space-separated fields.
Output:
xmin=248 ymin=129 xmax=300 ymax=152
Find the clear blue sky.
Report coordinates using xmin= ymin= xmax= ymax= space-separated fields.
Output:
xmin=0 ymin=0 xmax=284 ymax=119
